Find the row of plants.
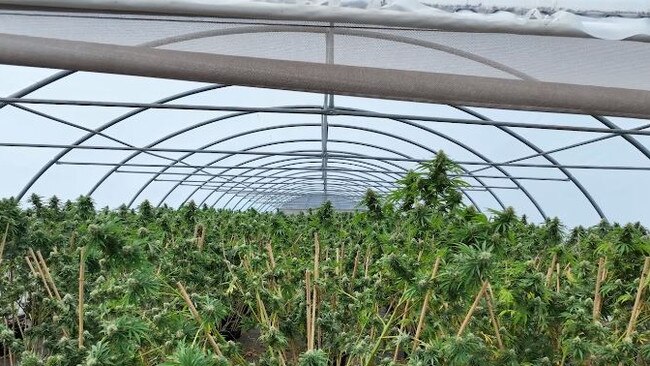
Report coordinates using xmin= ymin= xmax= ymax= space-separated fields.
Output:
xmin=0 ymin=153 xmax=649 ymax=365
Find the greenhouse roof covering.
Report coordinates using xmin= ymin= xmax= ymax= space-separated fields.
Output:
xmin=0 ymin=0 xmax=649 ymax=227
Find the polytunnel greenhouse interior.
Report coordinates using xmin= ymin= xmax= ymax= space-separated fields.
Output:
xmin=1 ymin=1 xmax=650 ymax=365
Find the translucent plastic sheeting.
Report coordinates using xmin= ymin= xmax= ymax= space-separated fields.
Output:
xmin=1 ymin=0 xmax=649 ymax=40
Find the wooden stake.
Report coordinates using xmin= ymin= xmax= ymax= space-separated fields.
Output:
xmin=36 ymin=250 xmax=62 ymax=301
xmin=311 ymin=233 xmax=320 ymax=350
xmin=412 ymin=257 xmax=441 ymax=353
xmin=70 ymin=231 xmax=77 ymax=246
xmin=556 ymin=262 xmax=561 ymax=293
xmin=265 ymin=241 xmax=276 ymax=269
xmin=194 ymin=224 xmax=205 ymax=250
xmin=0 ymin=223 xmax=8 ymax=265
xmin=593 ymin=257 xmax=606 ymax=321
xmin=78 ymin=246 xmax=86 ymax=349
xmin=485 ymin=283 xmax=504 ymax=350
xmin=363 ymin=246 xmax=371 ymax=278
xmin=351 ymin=249 xmax=360 ymax=281
xmin=335 ymin=248 xmax=341 ymax=276
xmin=457 ymin=281 xmax=488 ymax=337
xmin=625 ymin=257 xmax=650 ymax=338
xmin=24 ymin=256 xmax=38 ymax=276
xmin=176 ymin=282 xmax=223 ymax=356
xmin=28 ymin=249 xmax=53 ymax=298
xmin=545 ymin=253 xmax=557 ymax=287
xmin=4 ymin=319 xmax=13 ymax=366
xmin=305 ymin=270 xmax=312 ymax=350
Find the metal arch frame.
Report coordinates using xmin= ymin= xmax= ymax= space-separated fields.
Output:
xmin=9 ymin=87 xmax=231 ymax=179
xmin=221 ymin=161 xmax=402 ymax=211
xmin=242 ymin=173 xmax=398 ymax=211
xmin=209 ymin=155 xmax=401 ymax=207
xmin=7 ymin=22 xmax=531 ymax=201
xmin=194 ymin=138 xmax=422 ymax=208
xmin=104 ymin=119 xmax=498 ymax=209
xmin=222 ymin=157 xmax=516 ymax=211
xmin=200 ymin=127 xmax=514 ymax=212
xmin=331 ymin=107 xmax=548 ymax=217
xmin=3 ymin=21 xmax=646 ymax=220
xmin=452 ymin=106 xmax=608 ymax=220
xmin=217 ymin=155 xmax=419 ymax=211
xmin=139 ymin=122 xmax=508 ymax=214
xmin=14 ymin=84 xmax=227 ymax=200
xmin=85 ymin=107 xmax=320 ymax=199
xmin=145 ymin=24 xmax=650 ymax=219
xmin=199 ymin=139 xmax=411 ymax=208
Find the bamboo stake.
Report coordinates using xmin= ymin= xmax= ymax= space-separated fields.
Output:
xmin=305 ymin=270 xmax=312 ymax=350
xmin=364 ymin=246 xmax=371 ymax=278
xmin=457 ymin=281 xmax=488 ymax=337
xmin=69 ymin=231 xmax=77 ymax=248
xmin=625 ymin=257 xmax=650 ymax=338
xmin=0 ymin=223 xmax=8 ymax=265
xmin=176 ymin=282 xmax=223 ymax=356
xmin=28 ymin=249 xmax=53 ymax=298
xmin=485 ymin=283 xmax=504 ymax=350
xmin=24 ymin=256 xmax=38 ymax=276
xmin=311 ymin=233 xmax=320 ymax=350
xmin=412 ymin=257 xmax=441 ymax=353
xmin=4 ymin=319 xmax=13 ymax=366
xmin=35 ymin=250 xmax=62 ymax=301
xmin=351 ymin=249 xmax=360 ymax=281
xmin=545 ymin=253 xmax=557 ymax=287
xmin=593 ymin=257 xmax=606 ymax=321
xmin=78 ymin=246 xmax=86 ymax=349
xmin=556 ymin=262 xmax=561 ymax=293
xmin=194 ymin=224 xmax=205 ymax=250
xmin=335 ymin=248 xmax=341 ymax=276
xmin=265 ymin=241 xmax=276 ymax=269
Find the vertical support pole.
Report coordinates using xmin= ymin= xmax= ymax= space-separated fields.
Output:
xmin=321 ymin=23 xmax=335 ymax=199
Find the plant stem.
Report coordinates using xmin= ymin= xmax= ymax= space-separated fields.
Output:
xmin=364 ymin=296 xmax=406 ymax=366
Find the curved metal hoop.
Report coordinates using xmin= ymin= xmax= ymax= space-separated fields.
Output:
xmin=6 ymin=20 xmax=646 ymax=221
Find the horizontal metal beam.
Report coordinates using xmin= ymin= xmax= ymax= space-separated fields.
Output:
xmin=58 ymin=160 xmax=650 ymax=171
xmin=2 ymin=34 xmax=650 ymax=118
xmin=153 ymin=174 xmax=569 ymax=182
xmin=177 ymin=181 xmax=517 ymax=190
xmin=4 ymin=98 xmax=650 ymax=136
xmin=0 ymin=141 xmax=440 ymax=163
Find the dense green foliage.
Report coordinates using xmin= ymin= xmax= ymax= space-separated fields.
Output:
xmin=0 ymin=153 xmax=649 ymax=365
